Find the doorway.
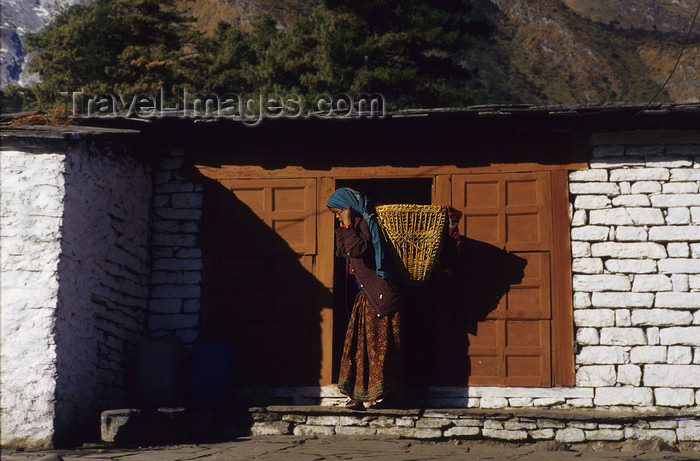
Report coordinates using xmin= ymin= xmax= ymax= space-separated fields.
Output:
xmin=331 ymin=178 xmax=433 ymax=381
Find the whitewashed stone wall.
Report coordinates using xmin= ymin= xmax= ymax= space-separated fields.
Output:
xmin=1 ymin=150 xmax=65 ymax=448
xmin=0 ymin=142 xmax=152 ymax=448
xmin=53 ymin=144 xmax=152 ymax=442
xmin=570 ymin=130 xmax=700 ymax=410
xmin=148 ymin=149 xmax=203 ymax=346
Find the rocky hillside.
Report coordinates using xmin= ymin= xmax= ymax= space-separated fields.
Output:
xmin=1 ymin=0 xmax=698 ymax=104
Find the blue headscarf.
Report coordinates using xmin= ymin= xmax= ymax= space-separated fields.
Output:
xmin=327 ymin=188 xmax=390 ymax=280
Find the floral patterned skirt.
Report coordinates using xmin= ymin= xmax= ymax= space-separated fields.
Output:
xmin=337 ymin=292 xmax=403 ymax=402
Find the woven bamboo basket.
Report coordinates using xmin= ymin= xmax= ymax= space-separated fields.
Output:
xmin=375 ymin=204 xmax=447 ymax=285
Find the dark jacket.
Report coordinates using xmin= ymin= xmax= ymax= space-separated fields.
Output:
xmin=335 ymin=216 xmax=400 ymax=317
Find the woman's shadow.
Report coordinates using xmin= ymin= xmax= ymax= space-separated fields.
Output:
xmin=402 ymin=236 xmax=527 ymax=400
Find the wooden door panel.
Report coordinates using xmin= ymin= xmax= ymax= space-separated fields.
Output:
xmin=202 ymin=176 xmax=329 ymax=386
xmin=453 ymin=172 xmax=553 ymax=387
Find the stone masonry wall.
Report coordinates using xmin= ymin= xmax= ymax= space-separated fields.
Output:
xmin=570 ymin=130 xmax=700 ymax=410
xmin=1 ymin=150 xmax=65 ymax=448
xmin=53 ymin=144 xmax=152 ymax=443
xmin=0 ymin=142 xmax=152 ymax=448
xmin=147 ymin=148 xmax=203 ymax=346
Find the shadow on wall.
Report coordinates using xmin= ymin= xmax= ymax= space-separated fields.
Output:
xmin=402 ymin=237 xmax=527 ymax=394
xmin=198 ymin=175 xmax=331 ymax=393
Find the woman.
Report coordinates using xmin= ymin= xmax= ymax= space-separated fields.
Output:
xmin=327 ymin=188 xmax=403 ymax=410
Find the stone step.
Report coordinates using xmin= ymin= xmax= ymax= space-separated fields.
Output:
xmin=101 ymin=405 xmax=700 ymax=446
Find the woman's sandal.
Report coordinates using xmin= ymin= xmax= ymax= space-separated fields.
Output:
xmin=346 ymin=399 xmax=365 ymax=411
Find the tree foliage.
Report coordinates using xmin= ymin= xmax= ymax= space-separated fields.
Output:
xmin=25 ymin=0 xmax=199 ymax=106
xmin=20 ymin=0 xmax=473 ymax=111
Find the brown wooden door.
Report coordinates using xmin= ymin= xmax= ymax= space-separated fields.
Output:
xmin=452 ymin=172 xmax=553 ymax=386
xmin=201 ymin=178 xmax=333 ymax=386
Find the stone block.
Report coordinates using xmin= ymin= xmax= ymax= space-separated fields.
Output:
xmin=585 ymin=429 xmax=624 ymax=441
xmin=148 ymin=314 xmax=198 ymax=331
xmin=574 ymin=309 xmax=615 ymax=327
xmin=171 ymin=193 xmax=203 ymax=209
xmin=444 ymin=426 xmax=480 ymax=437
xmin=528 ymin=429 xmax=554 ymax=440
xmin=150 ymin=284 xmax=201 ymax=299
xmin=690 ymin=275 xmax=700 ymax=289
xmin=572 ymin=258 xmax=604 ymax=274
xmin=656 ymin=292 xmax=700 ymax=307
xmin=571 ymin=210 xmax=587 ymax=226
xmin=574 ymin=195 xmax=611 ymax=210
xmin=650 ymin=421 xmax=678 ymax=429
xmin=589 ymin=145 xmax=626 ymax=156
xmin=646 ymin=155 xmax=693 ymax=168
xmin=610 ymin=168 xmax=669 ymax=182
xmin=570 ymin=182 xmax=620 ymax=195
xmin=643 ymin=364 xmax=700 ymax=387
xmin=592 ymin=292 xmax=654 ymax=308
xmin=616 ymin=364 xmax=642 ymax=386
xmin=537 ymin=419 xmax=566 ymax=429
xmin=695 ymin=348 xmax=700 ymax=364
xmin=571 ymin=242 xmax=591 ymax=258
xmin=567 ymin=398 xmax=594 ymax=407
xmin=570 ymin=422 xmax=598 ymax=430
xmin=632 ymin=275 xmax=672 ymax=292
xmin=600 ymin=327 xmax=646 ymax=345
xmin=667 ymin=242 xmax=690 ymax=258
xmin=655 ymin=388 xmax=695 ymax=407
xmin=594 ymin=387 xmax=653 ymax=406
xmin=335 ymin=426 xmax=377 ymax=436
xmin=149 ymin=299 xmax=183 ymax=314
xmin=293 ymin=425 xmax=334 ymax=436
xmin=253 ymin=421 xmax=292 ymax=436
xmin=306 ymin=416 xmax=340 ymax=426
xmin=677 ymin=419 xmax=700 ymax=441
xmin=651 ymin=194 xmax=700 ymax=207
xmin=659 ymin=327 xmax=700 ymax=345
xmin=573 ymin=292 xmax=592 ymax=308
xmin=576 ymin=328 xmax=599 ymax=345
xmin=508 ymin=398 xmax=533 ymax=407
xmin=667 ymin=346 xmax=692 ymax=364
xmin=631 ymin=309 xmax=693 ymax=326
xmin=591 ymin=242 xmax=667 ymax=259
xmin=612 ymin=195 xmax=651 ymax=207
xmin=631 ymin=181 xmax=662 ymax=194
xmin=573 ymin=275 xmax=630 ymax=292
xmin=577 ymin=346 xmax=626 ymax=364
xmin=401 ymin=428 xmax=443 ymax=439
xmin=155 ymin=208 xmax=203 ymax=221
xmin=663 ymin=182 xmax=698 ymax=194
xmin=589 ymin=208 xmax=633 ymax=225
xmin=454 ymin=418 xmax=482 ymax=427
xmin=395 ymin=418 xmax=415 ymax=427
xmin=415 ymin=418 xmax=451 ymax=428
xmin=484 ymin=420 xmax=503 ymax=430
xmin=571 ymin=226 xmax=610 ymax=241
xmin=671 ymin=169 xmax=700 ymax=181
xmin=616 ymin=309 xmax=631 ymax=326
xmin=569 ymin=169 xmax=608 ymax=181
xmin=666 ymin=208 xmax=692 ymax=225
xmin=647 ymin=327 xmax=660 ymax=344
xmin=480 ymin=397 xmax=508 ymax=409
xmin=620 ymin=181 xmax=631 ymax=194
xmin=624 ymin=428 xmax=677 ymax=443
xmin=482 ymin=429 xmax=527 ymax=440
xmin=532 ymin=398 xmax=564 ymax=406
xmin=650 ymin=226 xmax=700 ymax=242
xmin=693 ymin=209 xmax=700 ymax=225
xmin=575 ymin=365 xmax=616 ymax=387
xmin=555 ymin=428 xmax=585 ymax=443
xmin=605 ymin=259 xmax=657 ymax=273
xmin=673 ymin=273 xmax=692 ymax=292
xmin=631 ymin=208 xmax=667 ymax=225
xmin=504 ymin=421 xmax=537 ymax=430
xmin=614 ymin=226 xmax=648 ymax=241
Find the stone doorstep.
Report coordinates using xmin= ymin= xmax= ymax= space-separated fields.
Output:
xmin=101 ymin=406 xmax=700 ymax=446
